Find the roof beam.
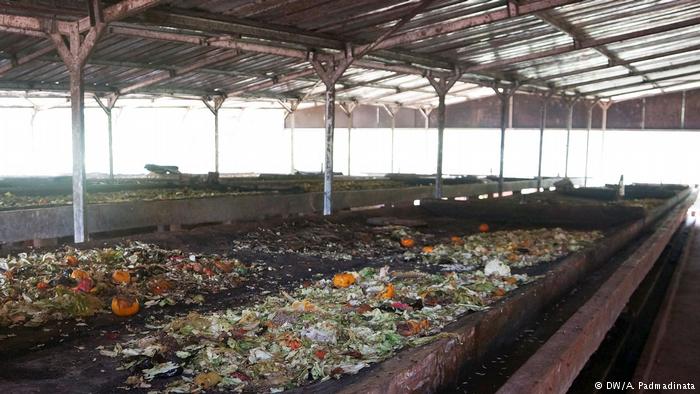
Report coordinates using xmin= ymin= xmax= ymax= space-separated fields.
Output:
xmin=522 ymin=41 xmax=700 ymax=82
xmin=534 ymin=7 xmax=663 ymax=91
xmin=0 ymin=45 xmax=54 ymax=76
xmin=369 ymin=0 xmax=583 ymax=52
xmin=585 ymin=68 xmax=700 ymax=96
xmin=472 ymin=15 xmax=700 ymax=74
xmin=117 ymin=50 xmax=241 ymax=94
xmin=0 ymin=1 xmax=168 ymax=35
xmin=558 ymin=58 xmax=700 ymax=90
xmin=77 ymin=0 xmax=169 ymax=32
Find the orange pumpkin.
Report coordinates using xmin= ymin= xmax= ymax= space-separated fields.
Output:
xmin=400 ymin=238 xmax=415 ymax=248
xmin=422 ymin=246 xmax=434 ymax=253
xmin=111 ymin=295 xmax=140 ymax=317
xmin=112 ymin=270 xmax=131 ymax=284
xmin=65 ymin=255 xmax=79 ymax=266
xmin=450 ymin=236 xmax=465 ymax=245
xmin=70 ymin=269 xmax=90 ymax=280
xmin=378 ymin=283 xmax=395 ymax=299
xmin=333 ymin=272 xmax=356 ymax=288
xmin=479 ymin=223 xmax=490 ymax=233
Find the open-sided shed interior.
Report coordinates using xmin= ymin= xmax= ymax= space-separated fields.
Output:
xmin=1 ymin=1 xmax=700 ymax=393
xmin=0 ymin=185 xmax=691 ymax=393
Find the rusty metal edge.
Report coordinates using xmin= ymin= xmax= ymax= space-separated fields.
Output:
xmin=496 ymin=190 xmax=696 ymax=394
xmin=631 ymin=218 xmax=697 ymax=391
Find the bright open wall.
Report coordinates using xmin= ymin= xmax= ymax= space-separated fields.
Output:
xmin=2 ymin=100 xmax=700 ymax=186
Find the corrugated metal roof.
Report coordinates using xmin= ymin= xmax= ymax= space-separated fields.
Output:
xmin=0 ymin=0 xmax=699 ymax=106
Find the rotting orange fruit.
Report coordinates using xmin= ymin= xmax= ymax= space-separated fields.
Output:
xmin=112 ymin=270 xmax=131 ymax=284
xmin=422 ymin=246 xmax=434 ymax=253
xmin=479 ymin=223 xmax=490 ymax=233
xmin=70 ymin=269 xmax=90 ymax=280
xmin=492 ymin=288 xmax=506 ymax=297
xmin=111 ymin=295 xmax=140 ymax=317
xmin=36 ymin=281 xmax=49 ymax=290
xmin=397 ymin=319 xmax=430 ymax=336
xmin=400 ymin=238 xmax=415 ymax=248
xmin=450 ymin=236 xmax=465 ymax=246
xmin=148 ymin=278 xmax=172 ymax=295
xmin=379 ymin=283 xmax=395 ymax=299
xmin=65 ymin=255 xmax=79 ymax=266
xmin=213 ymin=260 xmax=233 ymax=273
xmin=333 ymin=272 xmax=356 ymax=288
xmin=505 ymin=276 xmax=518 ymax=285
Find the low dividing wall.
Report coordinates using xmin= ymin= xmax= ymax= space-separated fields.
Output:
xmin=0 ymin=178 xmax=568 ymax=244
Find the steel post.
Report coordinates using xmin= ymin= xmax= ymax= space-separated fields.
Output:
xmin=290 ymin=111 xmax=295 ymax=173
xmin=347 ymin=110 xmax=352 ymax=176
xmin=564 ymin=101 xmax=574 ymax=178
xmin=391 ymin=115 xmax=396 ymax=173
xmin=584 ymin=105 xmax=593 ymax=187
xmin=214 ymin=109 xmax=219 ymax=173
xmin=498 ymin=94 xmax=508 ymax=196
xmin=323 ymin=85 xmax=336 ymax=215
xmin=108 ymin=110 xmax=114 ymax=180
xmin=435 ymin=93 xmax=446 ymax=199
xmin=70 ymin=68 xmax=88 ymax=242
xmin=537 ymin=98 xmax=548 ymax=191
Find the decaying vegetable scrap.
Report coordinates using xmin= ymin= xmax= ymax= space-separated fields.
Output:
xmin=105 ymin=265 xmax=529 ymax=392
xmin=410 ymin=228 xmax=604 ymax=271
xmin=0 ymin=242 xmax=252 ymax=327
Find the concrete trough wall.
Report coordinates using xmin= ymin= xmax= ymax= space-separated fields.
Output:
xmin=0 ymin=178 xmax=567 ymax=244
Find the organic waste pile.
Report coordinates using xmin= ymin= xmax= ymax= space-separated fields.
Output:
xmin=232 ymin=220 xmax=604 ymax=273
xmin=403 ymin=227 xmax=605 ymax=271
xmin=232 ymin=221 xmax=400 ymax=261
xmin=0 ymin=189 xmax=255 ymax=210
xmin=103 ymin=264 xmax=529 ymax=392
xmin=0 ymin=242 xmax=253 ymax=327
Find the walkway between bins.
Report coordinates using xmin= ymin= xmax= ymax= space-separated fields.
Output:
xmin=634 ymin=217 xmax=700 ymax=392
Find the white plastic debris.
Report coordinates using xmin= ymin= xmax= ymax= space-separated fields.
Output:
xmin=484 ymin=259 xmax=511 ymax=277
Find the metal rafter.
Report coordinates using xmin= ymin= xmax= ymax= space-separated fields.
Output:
xmin=534 ymin=7 xmax=663 ymax=92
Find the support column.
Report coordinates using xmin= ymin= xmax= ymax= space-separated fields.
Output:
xmin=598 ymin=100 xmax=613 ymax=183
xmin=427 ymin=71 xmax=462 ymax=199
xmin=563 ymin=95 xmax=580 ymax=178
xmin=419 ymin=106 xmax=432 ymax=129
xmin=94 ymin=93 xmax=119 ymax=181
xmin=340 ymin=102 xmax=357 ymax=176
xmin=323 ymin=86 xmax=336 ymax=214
xmin=492 ymin=81 xmax=520 ymax=196
xmin=279 ymin=99 xmax=301 ymax=174
xmin=382 ymin=104 xmax=399 ymax=174
xmin=70 ymin=68 xmax=88 ymax=242
xmin=537 ymin=92 xmax=552 ymax=191
xmin=290 ymin=111 xmax=296 ymax=173
xmin=583 ymin=99 xmax=600 ymax=187
xmin=203 ymin=95 xmax=226 ymax=174
xmin=310 ymin=54 xmax=352 ymax=215
xmin=49 ymin=6 xmax=106 ymax=243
